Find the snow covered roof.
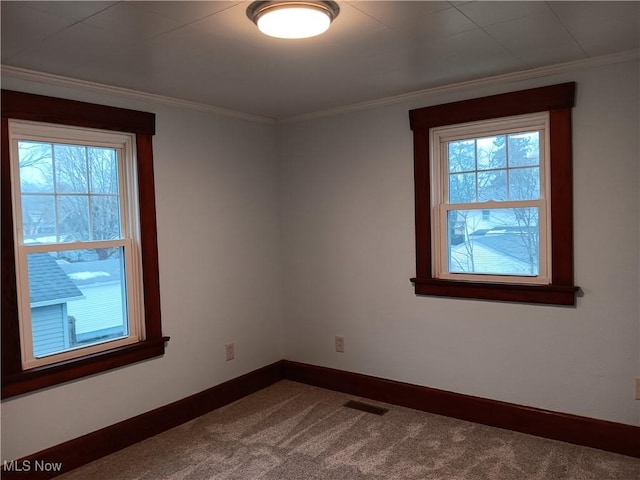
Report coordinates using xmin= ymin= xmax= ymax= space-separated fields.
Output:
xmin=470 ymin=229 xmax=535 ymax=266
xmin=58 ymin=258 xmax=122 ymax=287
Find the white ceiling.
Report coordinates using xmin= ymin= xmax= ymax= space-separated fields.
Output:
xmin=2 ymin=1 xmax=639 ymax=121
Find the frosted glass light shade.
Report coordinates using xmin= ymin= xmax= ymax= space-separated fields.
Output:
xmin=258 ymin=7 xmax=329 ymax=38
xmin=247 ymin=1 xmax=340 ymax=39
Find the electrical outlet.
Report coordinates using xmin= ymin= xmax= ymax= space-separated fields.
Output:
xmin=335 ymin=335 xmax=344 ymax=353
xmin=635 ymin=378 xmax=640 ymax=400
xmin=225 ymin=343 xmax=235 ymax=361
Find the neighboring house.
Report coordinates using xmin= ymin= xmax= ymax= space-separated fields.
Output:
xmin=29 ymin=253 xmax=127 ymax=356
xmin=450 ymin=210 xmax=539 ymax=276
xmin=452 ymin=231 xmax=536 ymax=276
xmin=58 ymin=258 xmax=127 ymax=343
xmin=28 ymin=252 xmax=84 ymax=357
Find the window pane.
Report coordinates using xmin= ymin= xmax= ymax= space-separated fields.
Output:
xmin=22 ymin=194 xmax=56 ymax=243
xmin=18 ymin=142 xmax=122 ymax=243
xmin=477 ymin=135 xmax=506 ymax=170
xmin=447 ymin=207 xmax=539 ymax=276
xmin=448 ymin=140 xmax=475 ymax=172
xmin=54 ymin=144 xmax=89 ymax=193
xmin=89 ymin=147 xmax=119 ymax=194
xmin=449 ymin=172 xmax=476 ymax=203
xmin=478 ymin=170 xmax=507 ymax=201
xmin=18 ymin=141 xmax=54 ymax=193
xmin=447 ymin=131 xmax=541 ymax=205
xmin=58 ymin=195 xmax=90 ymax=241
xmin=28 ymin=248 xmax=128 ymax=358
xmin=509 ymin=167 xmax=540 ymax=200
xmin=508 ymin=132 xmax=539 ymax=167
xmin=91 ymin=196 xmax=121 ymax=240
xmin=447 ymin=210 xmax=466 ymax=247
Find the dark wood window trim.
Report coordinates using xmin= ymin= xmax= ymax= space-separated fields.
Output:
xmin=1 ymin=90 xmax=169 ymax=398
xmin=409 ymin=83 xmax=579 ymax=306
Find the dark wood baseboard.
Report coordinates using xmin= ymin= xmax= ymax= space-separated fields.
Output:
xmin=283 ymin=360 xmax=640 ymax=458
xmin=1 ymin=361 xmax=285 ymax=480
xmin=4 ymin=359 xmax=638 ymax=480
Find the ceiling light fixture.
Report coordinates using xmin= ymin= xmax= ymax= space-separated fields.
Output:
xmin=247 ymin=1 xmax=340 ymax=39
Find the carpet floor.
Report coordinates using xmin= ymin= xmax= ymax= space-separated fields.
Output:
xmin=57 ymin=380 xmax=640 ymax=480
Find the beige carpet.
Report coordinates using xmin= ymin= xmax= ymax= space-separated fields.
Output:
xmin=58 ymin=380 xmax=640 ymax=480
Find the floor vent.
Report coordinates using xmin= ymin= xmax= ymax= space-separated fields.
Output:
xmin=343 ymin=400 xmax=389 ymax=416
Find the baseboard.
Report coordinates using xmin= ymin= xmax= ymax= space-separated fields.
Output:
xmin=1 ymin=360 xmax=285 ymax=480
xmin=4 ymin=359 xmax=638 ymax=480
xmin=283 ymin=360 xmax=640 ymax=458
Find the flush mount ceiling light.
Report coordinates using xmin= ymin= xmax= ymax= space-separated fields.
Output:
xmin=247 ymin=1 xmax=340 ymax=39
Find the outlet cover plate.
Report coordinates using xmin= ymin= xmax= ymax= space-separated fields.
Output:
xmin=225 ymin=343 xmax=235 ymax=361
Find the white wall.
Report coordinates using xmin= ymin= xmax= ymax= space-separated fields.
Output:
xmin=1 ymin=58 xmax=638 ymax=463
xmin=278 ymin=59 xmax=640 ymax=426
xmin=1 ymin=78 xmax=284 ymax=461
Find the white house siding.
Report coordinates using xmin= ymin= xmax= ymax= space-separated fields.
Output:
xmin=450 ymin=241 xmax=531 ymax=275
xmin=31 ymin=304 xmax=68 ymax=357
xmin=67 ymin=283 xmax=126 ymax=336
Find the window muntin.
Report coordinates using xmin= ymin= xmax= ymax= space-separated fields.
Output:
xmin=10 ymin=120 xmax=144 ymax=369
xmin=447 ymin=132 xmax=541 ymax=202
xmin=18 ymin=140 xmax=124 ymax=244
xmin=431 ymin=113 xmax=551 ymax=285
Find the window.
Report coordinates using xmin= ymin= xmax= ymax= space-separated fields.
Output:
xmin=409 ymin=83 xmax=579 ymax=305
xmin=10 ymin=121 xmax=144 ymax=368
xmin=432 ymin=113 xmax=550 ymax=283
xmin=2 ymin=90 xmax=168 ymax=398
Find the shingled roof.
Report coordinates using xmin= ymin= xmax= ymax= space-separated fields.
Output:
xmin=27 ymin=253 xmax=84 ymax=306
xmin=470 ymin=227 xmax=537 ymax=266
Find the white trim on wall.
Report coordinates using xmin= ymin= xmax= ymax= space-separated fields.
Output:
xmin=281 ymin=50 xmax=639 ymax=123
xmin=2 ymin=49 xmax=638 ymax=125
xmin=0 ymin=65 xmax=276 ymax=125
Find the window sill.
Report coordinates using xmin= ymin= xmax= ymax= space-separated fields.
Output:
xmin=411 ymin=277 xmax=578 ymax=306
xmin=1 ymin=336 xmax=170 ymax=399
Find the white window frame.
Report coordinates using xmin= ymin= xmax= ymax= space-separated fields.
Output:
xmin=9 ymin=119 xmax=145 ymax=369
xmin=430 ymin=112 xmax=551 ymax=285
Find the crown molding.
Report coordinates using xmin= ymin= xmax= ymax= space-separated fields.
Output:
xmin=279 ymin=49 xmax=640 ymax=124
xmin=0 ymin=65 xmax=276 ymax=125
xmin=2 ymin=49 xmax=637 ymax=126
